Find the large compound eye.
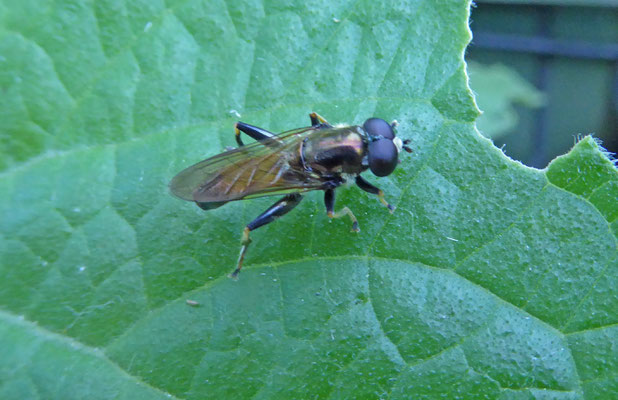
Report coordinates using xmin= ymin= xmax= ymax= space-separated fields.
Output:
xmin=363 ymin=118 xmax=395 ymax=139
xmin=368 ymin=139 xmax=398 ymax=177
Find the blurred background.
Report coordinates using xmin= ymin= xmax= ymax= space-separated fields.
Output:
xmin=466 ymin=0 xmax=617 ymax=168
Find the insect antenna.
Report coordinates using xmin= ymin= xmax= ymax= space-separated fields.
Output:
xmin=402 ymin=139 xmax=413 ymax=153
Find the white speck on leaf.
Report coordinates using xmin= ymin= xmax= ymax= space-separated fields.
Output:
xmin=144 ymin=22 xmax=152 ymax=32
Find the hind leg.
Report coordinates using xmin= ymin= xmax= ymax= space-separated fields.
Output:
xmin=234 ymin=122 xmax=277 ymax=147
xmin=231 ymin=193 xmax=304 ymax=279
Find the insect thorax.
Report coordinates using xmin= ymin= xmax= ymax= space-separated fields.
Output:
xmin=302 ymin=127 xmax=367 ymax=176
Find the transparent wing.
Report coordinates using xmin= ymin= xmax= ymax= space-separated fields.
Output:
xmin=169 ymin=126 xmax=327 ymax=203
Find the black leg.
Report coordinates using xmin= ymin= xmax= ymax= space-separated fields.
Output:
xmin=231 ymin=193 xmax=303 ymax=279
xmin=309 ymin=112 xmax=332 ymax=128
xmin=196 ymin=201 xmax=227 ymax=211
xmin=235 ymin=122 xmax=277 ymax=147
xmin=324 ymin=189 xmax=359 ymax=232
xmin=355 ymin=176 xmax=396 ymax=212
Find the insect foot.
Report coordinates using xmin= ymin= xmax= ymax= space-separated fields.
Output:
xmin=351 ymin=221 xmax=360 ymax=233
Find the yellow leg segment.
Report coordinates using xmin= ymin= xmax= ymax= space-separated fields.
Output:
xmin=378 ymin=190 xmax=396 ymax=213
xmin=234 ymin=123 xmax=242 ymax=143
xmin=229 ymin=227 xmax=251 ymax=280
xmin=309 ymin=112 xmax=330 ymax=125
xmin=328 ymin=207 xmax=360 ymax=232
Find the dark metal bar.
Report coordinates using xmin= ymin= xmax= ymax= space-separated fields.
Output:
xmin=475 ymin=0 xmax=617 ymax=7
xmin=472 ymin=32 xmax=618 ymax=61
xmin=529 ymin=7 xmax=553 ymax=168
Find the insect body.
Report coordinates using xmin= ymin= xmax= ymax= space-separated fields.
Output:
xmin=170 ymin=112 xmax=412 ymax=278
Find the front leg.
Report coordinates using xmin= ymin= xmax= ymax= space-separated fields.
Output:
xmin=231 ymin=193 xmax=303 ymax=279
xmin=355 ymin=175 xmax=396 ymax=213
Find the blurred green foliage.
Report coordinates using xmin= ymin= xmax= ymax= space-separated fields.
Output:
xmin=468 ymin=2 xmax=617 ymax=167
xmin=468 ymin=61 xmax=545 ymax=140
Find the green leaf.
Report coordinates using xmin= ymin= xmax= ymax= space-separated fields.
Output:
xmin=1 ymin=1 xmax=616 ymax=399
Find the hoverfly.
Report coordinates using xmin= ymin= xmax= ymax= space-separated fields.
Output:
xmin=170 ymin=112 xmax=412 ymax=278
